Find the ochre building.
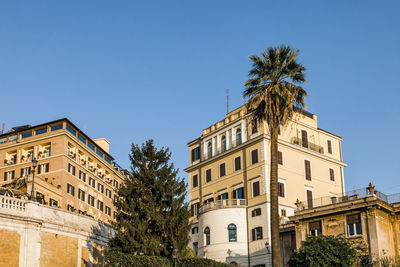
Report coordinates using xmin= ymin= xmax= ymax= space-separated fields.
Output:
xmin=0 ymin=118 xmax=127 ymax=223
xmin=185 ymin=105 xmax=347 ymax=266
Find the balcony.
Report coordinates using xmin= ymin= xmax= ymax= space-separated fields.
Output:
xmin=290 ymin=137 xmax=324 ymax=154
xmin=199 ymin=199 xmax=247 ymax=214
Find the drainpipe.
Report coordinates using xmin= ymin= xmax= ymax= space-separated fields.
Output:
xmin=243 ymin=147 xmax=251 ymax=267
xmin=365 ymin=209 xmax=372 ymax=263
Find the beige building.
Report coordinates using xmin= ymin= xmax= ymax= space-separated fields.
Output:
xmin=0 ymin=118 xmax=127 ymax=223
xmin=0 ymin=194 xmax=113 ymax=267
xmin=290 ymin=183 xmax=400 ymax=265
xmin=185 ymin=105 xmax=347 ymax=266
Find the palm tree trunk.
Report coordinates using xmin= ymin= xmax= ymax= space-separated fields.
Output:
xmin=270 ymin=128 xmax=282 ymax=267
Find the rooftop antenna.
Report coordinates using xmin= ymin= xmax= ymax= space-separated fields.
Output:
xmin=226 ymin=89 xmax=229 ymax=114
xmin=1 ymin=123 xmax=4 ymax=134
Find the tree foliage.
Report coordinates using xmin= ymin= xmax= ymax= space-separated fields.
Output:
xmin=109 ymin=140 xmax=190 ymax=258
xmin=243 ymin=45 xmax=307 ymax=267
xmin=288 ymin=235 xmax=358 ymax=267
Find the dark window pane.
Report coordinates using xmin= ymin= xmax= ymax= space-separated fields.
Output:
xmin=78 ymin=134 xmax=86 ymax=144
xmin=66 ymin=125 xmax=76 ymax=136
xmin=21 ymin=131 xmax=32 ymax=139
xmin=35 ymin=128 xmax=47 ymax=135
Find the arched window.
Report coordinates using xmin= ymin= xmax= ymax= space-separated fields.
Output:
xmin=228 ymin=224 xmax=237 ymax=242
xmin=221 ymin=135 xmax=226 ymax=152
xmin=204 ymin=227 xmax=211 ymax=245
xmin=208 ymin=142 xmax=212 ymax=158
xmin=236 ymin=129 xmax=242 ymax=145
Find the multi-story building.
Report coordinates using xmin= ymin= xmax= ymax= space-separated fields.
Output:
xmin=185 ymin=105 xmax=347 ymax=266
xmin=0 ymin=118 xmax=127 ymax=223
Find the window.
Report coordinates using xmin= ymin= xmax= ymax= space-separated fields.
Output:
xmin=97 ymin=200 xmax=104 ymax=211
xmin=78 ymin=189 xmax=85 ymax=201
xmin=252 ymin=227 xmax=263 ymax=241
xmin=66 ymin=124 xmax=76 ymax=136
xmin=329 ymin=168 xmax=335 ymax=181
xmin=21 ymin=167 xmax=31 ymax=176
xmin=89 ymin=177 xmax=96 ymax=188
xmin=36 ymin=192 xmax=45 ymax=204
xmin=9 ymin=135 xmax=17 ymax=142
xmin=252 ymin=181 xmax=260 ymax=197
xmin=98 ymin=183 xmax=104 ymax=194
xmin=35 ymin=128 xmax=47 ymax=135
xmin=251 ymin=120 xmax=258 ymax=134
xmin=190 ymin=203 xmax=200 ymax=216
xmin=327 ymin=140 xmax=332 ymax=154
xmin=307 ymin=190 xmax=313 ymax=208
xmin=88 ymin=195 xmax=95 ymax=206
xmin=192 ymin=227 xmax=199 ymax=234
xmin=219 ymin=163 xmax=226 ymax=177
xmin=78 ymin=134 xmax=86 ymax=144
xmin=96 ymin=149 xmax=104 ymax=159
xmin=204 ymin=227 xmax=210 ymax=245
xmin=106 ymin=189 xmax=112 ymax=198
xmin=281 ymin=209 xmax=287 ymax=217
xmin=278 ymin=151 xmax=283 ymax=165
xmin=67 ymin=204 xmax=74 ymax=211
xmin=204 ymin=197 xmax=214 ymax=204
xmin=193 ymin=242 xmax=198 ymax=257
xmin=4 ymin=170 xmax=15 ymax=181
xmin=105 ymin=206 xmax=111 ymax=216
xmin=0 ymin=138 xmax=6 ymax=144
xmin=217 ymin=192 xmax=228 ymax=200
xmin=301 ymin=130 xmax=308 ymax=148
xmin=50 ymin=198 xmax=58 ymax=207
xmin=205 ymin=169 xmax=212 ymax=183
xmin=236 ymin=129 xmax=242 ymax=145
xmin=192 ymin=174 xmax=198 ymax=188
xmin=105 ymin=157 xmax=111 ymax=164
xmin=113 ymin=179 xmax=119 ymax=188
xmin=21 ymin=131 xmax=32 ymax=139
xmin=347 ymin=214 xmax=362 ymax=236
xmin=79 ymin=170 xmax=86 ymax=182
xmin=233 ymin=187 xmax=244 ymax=199
xmin=68 ymin=164 xmax=76 ymax=176
xmin=304 ymin=160 xmax=311 ymax=180
xmin=309 ymin=221 xmax=322 ymax=236
xmin=191 ymin=147 xmax=200 ymax=162
xmin=88 ymin=142 xmax=95 ymax=151
xmin=50 ymin=123 xmax=62 ymax=131
xmin=38 ymin=163 xmax=49 ymax=174
xmin=278 ymin=182 xmax=285 ymax=197
xmin=251 ymin=149 xmax=258 ymax=164
xmin=114 ymin=211 xmax=117 ymax=219
xmin=252 ymin=208 xmax=261 ymax=217
xmin=207 ymin=142 xmax=212 ymax=158
xmin=67 ymin=184 xmax=75 ymax=196
xmin=221 ymin=135 xmax=227 ymax=152
xmin=234 ymin=156 xmax=241 ymax=171
xmin=228 ymin=224 xmax=237 ymax=242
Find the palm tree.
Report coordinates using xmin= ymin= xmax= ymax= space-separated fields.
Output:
xmin=243 ymin=45 xmax=307 ymax=267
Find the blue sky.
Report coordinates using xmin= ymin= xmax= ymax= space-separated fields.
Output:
xmin=1 ymin=1 xmax=399 ymax=195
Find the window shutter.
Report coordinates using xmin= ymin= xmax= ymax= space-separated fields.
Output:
xmin=307 ymin=190 xmax=313 ymax=208
xmin=309 ymin=221 xmax=321 ymax=231
xmin=278 ymin=151 xmax=283 ymax=165
xmin=252 ymin=229 xmax=256 ymax=241
xmin=260 ymin=227 xmax=263 ymax=239
xmin=327 ymin=140 xmax=332 ymax=154
xmin=305 ymin=160 xmax=311 ymax=180
xmin=232 ymin=190 xmax=237 ymax=199
xmin=329 ymin=168 xmax=335 ymax=181
xmin=253 ymin=181 xmax=260 ymax=197
xmin=235 ymin=157 xmax=241 ymax=171
xmin=20 ymin=168 xmax=24 ymax=177
xmin=220 ymin=163 xmax=226 ymax=177
xmin=252 ymin=150 xmax=258 ymax=164
xmin=191 ymin=149 xmax=195 ymax=162
xmin=347 ymin=214 xmax=361 ymax=224
xmin=301 ymin=130 xmax=308 ymax=148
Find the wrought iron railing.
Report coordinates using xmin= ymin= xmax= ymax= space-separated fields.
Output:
xmin=290 ymin=137 xmax=324 ymax=154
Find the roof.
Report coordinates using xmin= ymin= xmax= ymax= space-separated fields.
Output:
xmin=0 ymin=118 xmax=114 ymax=160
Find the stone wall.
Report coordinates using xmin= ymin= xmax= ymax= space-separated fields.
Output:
xmin=0 ymin=195 xmax=113 ymax=267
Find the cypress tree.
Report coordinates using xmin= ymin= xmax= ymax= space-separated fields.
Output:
xmin=109 ymin=140 xmax=190 ymax=258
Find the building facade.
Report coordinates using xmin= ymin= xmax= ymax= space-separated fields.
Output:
xmin=290 ymin=184 xmax=400 ymax=265
xmin=0 ymin=119 xmax=127 ymax=223
xmin=185 ymin=106 xmax=347 ymax=266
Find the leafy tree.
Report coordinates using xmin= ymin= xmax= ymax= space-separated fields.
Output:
xmin=243 ymin=45 xmax=307 ymax=267
xmin=109 ymin=140 xmax=190 ymax=258
xmin=288 ymin=235 xmax=358 ymax=267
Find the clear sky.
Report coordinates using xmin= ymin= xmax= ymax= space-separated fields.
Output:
xmin=1 ymin=1 xmax=399 ymax=195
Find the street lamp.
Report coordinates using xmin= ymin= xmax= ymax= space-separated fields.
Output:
xmin=265 ymin=242 xmax=270 ymax=254
xmin=173 ymin=248 xmax=178 ymax=267
xmin=30 ymin=157 xmax=38 ymax=201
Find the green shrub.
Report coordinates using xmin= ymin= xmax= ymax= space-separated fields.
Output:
xmin=105 ymin=249 xmax=234 ymax=267
xmin=289 ymin=235 xmax=358 ymax=267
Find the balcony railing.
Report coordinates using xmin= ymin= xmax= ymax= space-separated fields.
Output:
xmin=290 ymin=137 xmax=324 ymax=154
xmin=296 ymin=188 xmax=400 ymax=211
xmin=199 ymin=199 xmax=247 ymax=214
